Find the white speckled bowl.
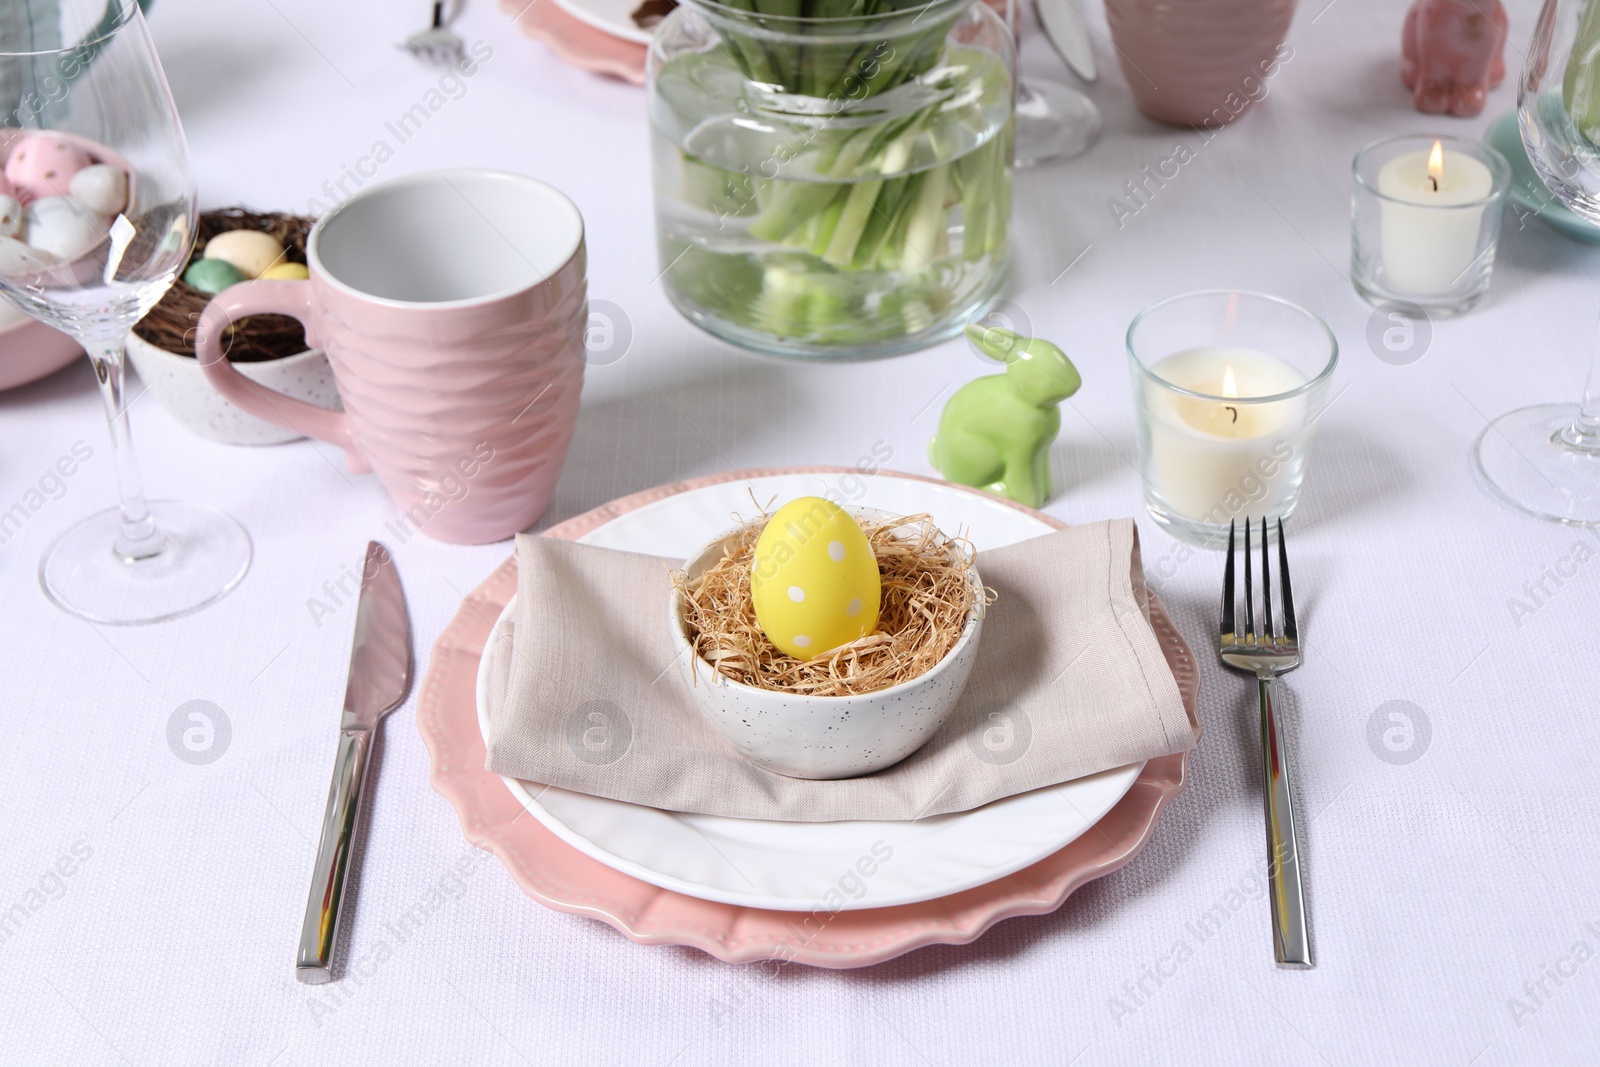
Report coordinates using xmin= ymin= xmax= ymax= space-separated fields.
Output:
xmin=125 ymin=331 xmax=341 ymax=445
xmin=670 ymin=510 xmax=985 ymax=780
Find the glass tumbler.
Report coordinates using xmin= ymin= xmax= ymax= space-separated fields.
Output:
xmin=1128 ymin=290 xmax=1338 ymax=547
xmin=1351 ymin=134 xmax=1511 ymax=316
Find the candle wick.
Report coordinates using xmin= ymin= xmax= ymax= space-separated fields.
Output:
xmin=1428 ymin=175 xmax=1438 ymax=192
xmin=1225 ymin=405 xmax=1238 ymax=423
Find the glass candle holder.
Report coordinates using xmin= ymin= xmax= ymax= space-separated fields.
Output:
xmin=1128 ymin=291 xmax=1338 ymax=548
xmin=1351 ymin=134 xmax=1511 ymax=315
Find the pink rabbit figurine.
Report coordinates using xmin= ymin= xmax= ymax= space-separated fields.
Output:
xmin=1401 ymin=0 xmax=1508 ymax=117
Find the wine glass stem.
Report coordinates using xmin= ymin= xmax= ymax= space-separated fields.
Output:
xmin=88 ymin=334 xmax=166 ymax=561
xmin=1563 ymin=320 xmax=1600 ymax=451
xmin=1004 ymin=0 xmax=1038 ymax=106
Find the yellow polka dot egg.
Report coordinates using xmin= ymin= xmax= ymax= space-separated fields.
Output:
xmin=750 ymin=497 xmax=881 ymax=659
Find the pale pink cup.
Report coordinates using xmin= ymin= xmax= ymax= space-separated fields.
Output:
xmin=1104 ymin=0 xmax=1296 ymax=128
xmin=197 ymin=169 xmax=586 ymax=544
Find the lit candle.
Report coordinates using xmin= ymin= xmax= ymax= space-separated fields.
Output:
xmin=1376 ymin=139 xmax=1493 ymax=296
xmin=1142 ymin=346 xmax=1312 ymax=526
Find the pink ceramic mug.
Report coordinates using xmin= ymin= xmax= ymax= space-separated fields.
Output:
xmin=1104 ymin=0 xmax=1296 ymax=128
xmin=197 ymin=169 xmax=586 ymax=545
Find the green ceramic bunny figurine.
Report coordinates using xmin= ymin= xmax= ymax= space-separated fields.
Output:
xmin=928 ymin=324 xmax=1082 ymax=509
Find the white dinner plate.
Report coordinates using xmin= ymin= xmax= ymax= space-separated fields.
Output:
xmin=551 ymin=0 xmax=655 ymax=46
xmin=475 ymin=471 xmax=1143 ymax=912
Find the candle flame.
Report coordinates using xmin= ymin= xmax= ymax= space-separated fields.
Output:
xmin=1428 ymin=140 xmax=1444 ymax=184
xmin=1222 ymin=365 xmax=1238 ymax=399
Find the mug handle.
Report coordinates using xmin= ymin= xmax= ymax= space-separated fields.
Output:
xmin=196 ymin=281 xmax=370 ymax=473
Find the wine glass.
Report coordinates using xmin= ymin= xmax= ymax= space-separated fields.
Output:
xmin=0 ymin=0 xmax=251 ymax=622
xmin=1007 ymin=0 xmax=1101 ymax=167
xmin=1479 ymin=0 xmax=1600 ymax=524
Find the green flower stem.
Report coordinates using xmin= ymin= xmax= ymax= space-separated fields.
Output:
xmin=749 ymin=182 xmax=842 ymax=243
xmin=1568 ymin=0 xmax=1600 ymax=142
xmin=822 ymin=179 xmax=884 ymax=265
xmin=808 ymin=192 xmax=847 ymax=255
xmin=899 ymin=163 xmax=948 ymax=272
xmin=851 ymin=170 xmax=919 ymax=268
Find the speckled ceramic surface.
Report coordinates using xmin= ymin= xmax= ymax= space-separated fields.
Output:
xmin=125 ymin=332 xmax=340 ymax=446
xmin=668 ymin=515 xmax=984 ymax=780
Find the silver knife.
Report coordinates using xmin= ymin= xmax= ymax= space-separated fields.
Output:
xmin=295 ymin=542 xmax=413 ymax=984
xmin=1036 ymin=0 xmax=1098 ymax=83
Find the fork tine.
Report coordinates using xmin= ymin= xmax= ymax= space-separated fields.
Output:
xmin=1221 ymin=520 xmax=1236 ymax=638
xmin=1243 ymin=517 xmax=1254 ymax=640
xmin=1277 ymin=518 xmax=1297 ymax=642
xmin=1259 ymin=516 xmax=1272 ymax=641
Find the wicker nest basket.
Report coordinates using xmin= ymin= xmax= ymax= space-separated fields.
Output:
xmin=131 ymin=208 xmax=313 ymax=363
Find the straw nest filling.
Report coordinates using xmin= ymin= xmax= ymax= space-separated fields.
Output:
xmin=675 ymin=513 xmax=993 ymax=697
xmin=132 ymin=208 xmax=313 ymax=363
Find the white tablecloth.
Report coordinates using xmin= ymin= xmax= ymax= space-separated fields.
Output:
xmin=2 ymin=0 xmax=1597 ymax=1062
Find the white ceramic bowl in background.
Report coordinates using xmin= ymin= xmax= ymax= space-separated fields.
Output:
xmin=669 ymin=509 xmax=985 ymax=780
xmin=125 ymin=331 xmax=341 ymax=445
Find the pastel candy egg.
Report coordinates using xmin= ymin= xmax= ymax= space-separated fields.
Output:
xmin=68 ymin=164 xmax=128 ymax=216
xmin=0 ymin=236 xmax=59 ymax=275
xmin=184 ymin=257 xmax=246 ymax=294
xmin=23 ymin=198 xmax=106 ymax=262
xmin=0 ymin=195 xmax=21 ymax=238
xmin=4 ymin=134 xmax=92 ymax=202
xmin=750 ymin=497 xmax=881 ymax=659
xmin=27 ymin=195 xmax=83 ymax=219
xmin=259 ymin=262 xmax=309 ymax=280
xmin=204 ymin=229 xmax=285 ymax=279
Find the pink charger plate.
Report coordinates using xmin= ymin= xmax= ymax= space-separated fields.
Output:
xmin=501 ymin=0 xmax=647 ymax=85
xmin=418 ymin=467 xmax=1200 ymax=968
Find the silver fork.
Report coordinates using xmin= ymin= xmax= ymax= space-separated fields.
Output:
xmin=1220 ymin=517 xmax=1312 ymax=969
xmin=401 ymin=2 xmax=466 ymax=66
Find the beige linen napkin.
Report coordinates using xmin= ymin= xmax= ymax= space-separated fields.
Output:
xmin=483 ymin=520 xmax=1195 ymax=822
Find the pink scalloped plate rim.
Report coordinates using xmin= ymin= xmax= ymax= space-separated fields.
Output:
xmin=418 ymin=467 xmax=1199 ymax=968
xmin=501 ymin=0 xmax=647 ymax=85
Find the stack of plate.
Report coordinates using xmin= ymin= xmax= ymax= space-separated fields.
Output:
xmin=422 ymin=469 xmax=1196 ymax=967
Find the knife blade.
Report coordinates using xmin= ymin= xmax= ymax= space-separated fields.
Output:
xmin=1036 ymin=0 xmax=1097 ymax=83
xmin=295 ymin=542 xmax=412 ymax=984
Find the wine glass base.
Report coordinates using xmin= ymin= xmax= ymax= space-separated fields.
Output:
xmin=1473 ymin=403 xmax=1600 ymax=526
xmin=39 ymin=501 xmax=253 ymax=625
xmin=1015 ymin=79 xmax=1102 ymax=168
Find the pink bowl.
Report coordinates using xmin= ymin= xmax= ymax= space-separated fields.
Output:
xmin=0 ymin=314 xmax=82 ymax=392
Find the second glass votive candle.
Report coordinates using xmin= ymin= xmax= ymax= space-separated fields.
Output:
xmin=1351 ymin=134 xmax=1510 ymax=315
xmin=1128 ymin=291 xmax=1337 ymax=548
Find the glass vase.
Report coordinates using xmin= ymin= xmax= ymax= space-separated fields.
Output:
xmin=648 ymin=0 xmax=1015 ymax=361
